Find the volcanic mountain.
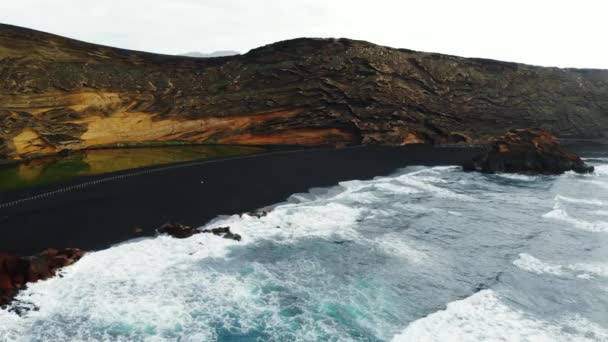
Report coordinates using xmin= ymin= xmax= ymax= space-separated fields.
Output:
xmin=0 ymin=24 xmax=607 ymax=159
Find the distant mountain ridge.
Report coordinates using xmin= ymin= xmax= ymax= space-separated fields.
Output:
xmin=0 ymin=23 xmax=607 ymax=159
xmin=179 ymin=51 xmax=240 ymax=58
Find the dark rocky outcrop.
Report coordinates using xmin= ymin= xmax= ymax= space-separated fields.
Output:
xmin=0 ymin=24 xmax=607 ymax=159
xmin=202 ymin=227 xmax=242 ymax=241
xmin=462 ymin=129 xmax=594 ymax=174
xmin=158 ymin=223 xmax=242 ymax=241
xmin=0 ymin=248 xmax=85 ymax=307
xmin=157 ymin=223 xmax=199 ymax=239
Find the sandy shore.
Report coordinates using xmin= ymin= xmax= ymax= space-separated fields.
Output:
xmin=0 ymin=145 xmax=483 ymax=255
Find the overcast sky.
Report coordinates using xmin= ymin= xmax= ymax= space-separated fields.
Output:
xmin=1 ymin=0 xmax=606 ymax=68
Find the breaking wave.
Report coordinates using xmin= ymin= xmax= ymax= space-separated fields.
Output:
xmin=391 ymin=290 xmax=608 ymax=342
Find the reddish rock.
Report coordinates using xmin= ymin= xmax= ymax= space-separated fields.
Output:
xmin=0 ymin=274 xmax=12 ymax=290
xmin=463 ymin=129 xmax=594 ymax=175
xmin=0 ymin=248 xmax=85 ymax=307
xmin=12 ymin=274 xmax=25 ymax=289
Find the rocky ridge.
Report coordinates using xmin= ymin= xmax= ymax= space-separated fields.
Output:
xmin=1 ymin=24 xmax=607 ymax=159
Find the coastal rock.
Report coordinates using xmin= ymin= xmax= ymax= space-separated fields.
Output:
xmin=0 ymin=248 xmax=85 ymax=307
xmin=1 ymin=24 xmax=607 ymax=159
xmin=159 ymin=223 xmax=242 ymax=241
xmin=158 ymin=223 xmax=198 ymax=239
xmin=244 ymin=209 xmax=270 ymax=218
xmin=202 ymin=227 xmax=242 ymax=241
xmin=463 ymin=129 xmax=594 ymax=175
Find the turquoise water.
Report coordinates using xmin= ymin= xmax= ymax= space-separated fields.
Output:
xmin=1 ymin=150 xmax=607 ymax=341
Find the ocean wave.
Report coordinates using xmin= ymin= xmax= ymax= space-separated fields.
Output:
xmin=555 ymin=195 xmax=608 ymax=207
xmin=2 ymin=167 xmax=466 ymax=340
xmin=224 ymin=201 xmax=363 ymax=243
xmin=0 ymin=234 xmax=249 ymax=341
xmin=513 ymin=253 xmax=565 ymax=276
xmin=288 ymin=165 xmax=475 ymax=205
xmin=592 ymin=165 xmax=608 ymax=177
xmin=372 ymin=234 xmax=428 ymax=264
xmin=392 ymin=175 xmax=476 ymax=201
xmin=514 ymin=253 xmax=608 ymax=279
xmin=581 ymin=179 xmax=608 ymax=189
xmin=3 ymin=163 xmax=607 ymax=340
xmin=391 ymin=290 xmax=608 ymax=342
xmin=568 ymin=263 xmax=608 ymax=278
xmin=543 ymin=201 xmax=608 ymax=233
xmin=495 ymin=173 xmax=539 ymax=181
xmin=564 ymin=164 xmax=608 ymax=179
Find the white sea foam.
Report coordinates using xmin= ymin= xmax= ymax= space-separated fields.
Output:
xmin=392 ymin=175 xmax=476 ymax=201
xmin=223 ymin=201 xmax=363 ymax=243
xmin=514 ymin=253 xmax=608 ymax=279
xmin=543 ymin=201 xmax=608 ymax=233
xmin=0 ymin=183 xmax=372 ymax=340
xmin=2 ymin=163 xmax=606 ymax=340
xmin=0 ymin=234 xmax=250 ymax=341
xmin=5 ymin=167 xmax=466 ymax=340
xmin=391 ymin=290 xmax=608 ymax=342
xmin=593 ymin=165 xmax=608 ymax=177
xmin=568 ymin=263 xmax=608 ymax=278
xmin=0 ymin=226 xmax=372 ymax=340
xmin=495 ymin=173 xmax=539 ymax=181
xmin=373 ymin=234 xmax=428 ymax=264
xmin=513 ymin=253 xmax=565 ymax=276
xmin=555 ymin=195 xmax=608 ymax=207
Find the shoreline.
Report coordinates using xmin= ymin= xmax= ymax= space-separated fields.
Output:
xmin=0 ymin=145 xmax=484 ymax=255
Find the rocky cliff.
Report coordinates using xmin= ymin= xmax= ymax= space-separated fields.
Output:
xmin=1 ymin=24 xmax=607 ymax=159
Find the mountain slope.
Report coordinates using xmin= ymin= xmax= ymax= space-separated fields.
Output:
xmin=0 ymin=24 xmax=607 ymax=159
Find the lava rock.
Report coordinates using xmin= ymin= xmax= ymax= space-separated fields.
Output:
xmin=0 ymin=248 xmax=85 ymax=307
xmin=158 ymin=223 xmax=199 ymax=239
xmin=202 ymin=227 xmax=242 ymax=241
xmin=244 ymin=209 xmax=269 ymax=218
xmin=158 ymin=223 xmax=242 ymax=241
xmin=463 ymin=129 xmax=594 ymax=175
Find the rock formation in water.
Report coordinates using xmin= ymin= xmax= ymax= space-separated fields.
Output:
xmin=462 ymin=129 xmax=594 ymax=174
xmin=0 ymin=248 xmax=85 ymax=307
xmin=157 ymin=222 xmax=199 ymax=239
xmin=158 ymin=223 xmax=242 ymax=241
xmin=0 ymin=24 xmax=607 ymax=159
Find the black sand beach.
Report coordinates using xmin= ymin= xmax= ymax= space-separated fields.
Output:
xmin=0 ymin=145 xmax=483 ymax=255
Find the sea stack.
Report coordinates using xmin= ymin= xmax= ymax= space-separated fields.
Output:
xmin=462 ymin=129 xmax=594 ymax=175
